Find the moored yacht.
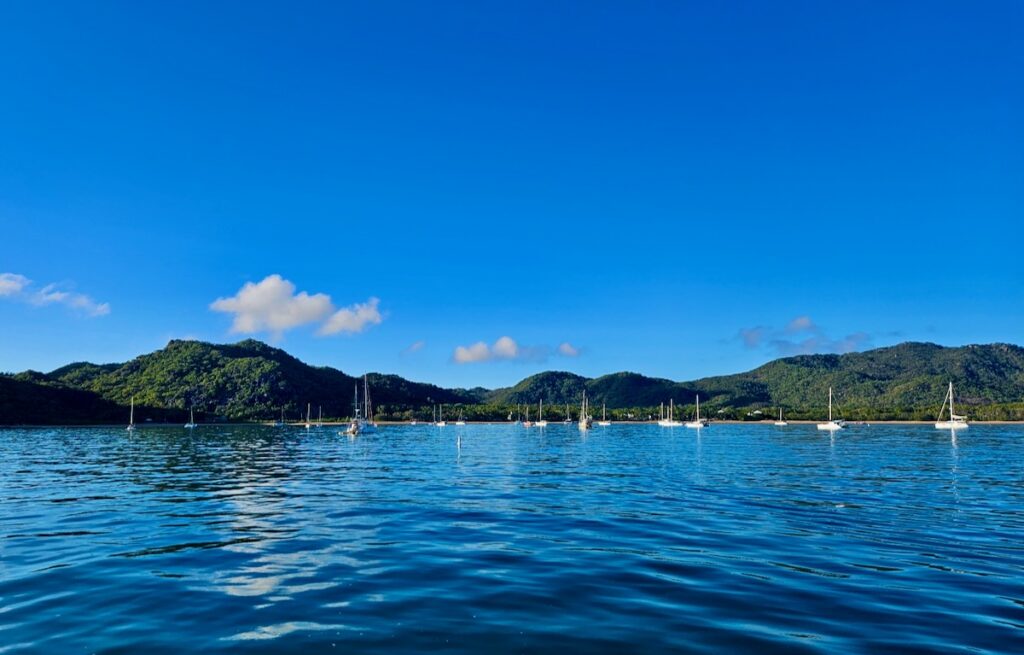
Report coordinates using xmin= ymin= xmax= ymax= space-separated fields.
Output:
xmin=816 ymin=387 xmax=845 ymax=431
xmin=935 ymin=382 xmax=969 ymax=430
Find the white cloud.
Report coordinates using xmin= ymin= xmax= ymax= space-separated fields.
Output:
xmin=0 ymin=272 xmax=110 ymax=316
xmin=453 ymin=336 xmax=527 ymax=364
xmin=318 ymin=297 xmax=383 ymax=336
xmin=210 ymin=275 xmax=383 ymax=338
xmin=210 ymin=274 xmax=333 ymax=335
xmin=0 ymin=273 xmax=30 ymax=296
xmin=558 ymin=342 xmax=580 ymax=357
xmin=452 ymin=336 xmax=561 ymax=364
xmin=492 ymin=336 xmax=519 ymax=358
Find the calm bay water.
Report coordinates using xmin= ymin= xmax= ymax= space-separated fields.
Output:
xmin=2 ymin=423 xmax=1023 ymax=653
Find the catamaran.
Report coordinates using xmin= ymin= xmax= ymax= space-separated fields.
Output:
xmin=535 ymin=400 xmax=548 ymax=427
xmin=578 ymin=391 xmax=593 ymax=430
xmin=658 ymin=399 xmax=682 ymax=427
xmin=816 ymin=387 xmax=845 ymax=431
xmin=935 ymin=381 xmax=969 ymax=430
xmin=597 ymin=402 xmax=611 ymax=427
xmin=184 ymin=406 xmax=197 ymax=429
xmin=126 ymin=396 xmax=136 ymax=432
xmin=774 ymin=408 xmax=788 ymax=427
xmin=685 ymin=394 xmax=709 ymax=428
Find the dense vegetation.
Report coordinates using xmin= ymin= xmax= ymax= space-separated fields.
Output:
xmin=2 ymin=339 xmax=1024 ymax=425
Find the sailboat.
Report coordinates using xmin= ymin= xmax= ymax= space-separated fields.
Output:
xmin=535 ymin=400 xmax=548 ymax=427
xmin=343 ymin=376 xmax=378 ymax=435
xmin=658 ymin=399 xmax=682 ymax=427
xmin=455 ymin=408 xmax=466 ymax=426
xmin=522 ymin=404 xmax=533 ymax=428
xmin=436 ymin=403 xmax=447 ymax=427
xmin=274 ymin=408 xmax=285 ymax=427
xmin=816 ymin=387 xmax=845 ymax=431
xmin=126 ymin=395 xmax=136 ymax=432
xmin=317 ymin=405 xmax=323 ymax=428
xmin=184 ymin=406 xmax=197 ymax=429
xmin=935 ymin=382 xmax=969 ymax=430
xmin=578 ymin=391 xmax=593 ymax=430
xmin=685 ymin=395 xmax=708 ymax=428
xmin=774 ymin=407 xmax=788 ymax=427
xmin=597 ymin=402 xmax=611 ymax=427
xmin=563 ymin=403 xmax=572 ymax=424
xmin=304 ymin=403 xmax=312 ymax=429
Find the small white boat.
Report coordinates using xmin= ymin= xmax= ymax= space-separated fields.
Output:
xmin=184 ymin=407 xmax=197 ymax=429
xmin=816 ymin=387 xmax=845 ymax=431
xmin=579 ymin=391 xmax=593 ymax=430
xmin=455 ymin=409 xmax=466 ymax=426
xmin=658 ymin=399 xmax=682 ymax=427
xmin=522 ymin=404 xmax=533 ymax=428
xmin=343 ymin=377 xmax=378 ymax=435
xmin=935 ymin=381 xmax=969 ymax=430
xmin=685 ymin=394 xmax=709 ymax=429
xmin=304 ymin=402 xmax=312 ymax=429
xmin=436 ymin=403 xmax=447 ymax=427
xmin=563 ymin=403 xmax=572 ymax=425
xmin=773 ymin=408 xmax=788 ymax=427
xmin=597 ymin=402 xmax=611 ymax=427
xmin=126 ymin=395 xmax=136 ymax=432
xmin=535 ymin=400 xmax=548 ymax=427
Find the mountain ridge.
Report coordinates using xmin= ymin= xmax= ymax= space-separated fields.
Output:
xmin=3 ymin=339 xmax=1024 ymax=424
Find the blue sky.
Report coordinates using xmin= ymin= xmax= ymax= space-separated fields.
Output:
xmin=1 ymin=1 xmax=1021 ymax=389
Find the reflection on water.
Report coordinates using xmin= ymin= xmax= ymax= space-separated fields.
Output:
xmin=2 ymin=423 xmax=1024 ymax=653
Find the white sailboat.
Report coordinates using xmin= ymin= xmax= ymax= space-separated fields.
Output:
xmin=523 ymin=404 xmax=533 ymax=428
xmin=597 ymin=402 xmax=611 ymax=427
xmin=816 ymin=387 xmax=845 ymax=431
xmin=184 ymin=406 xmax=197 ymax=429
xmin=578 ymin=391 xmax=593 ymax=430
xmin=455 ymin=408 xmax=466 ymax=426
xmin=563 ymin=403 xmax=572 ymax=424
xmin=343 ymin=376 xmax=378 ymax=435
xmin=774 ymin=408 xmax=788 ymax=427
xmin=935 ymin=381 xmax=969 ymax=430
xmin=126 ymin=395 xmax=136 ymax=432
xmin=304 ymin=402 xmax=312 ymax=429
xmin=436 ymin=403 xmax=447 ymax=427
xmin=685 ymin=395 xmax=709 ymax=428
xmin=317 ymin=405 xmax=323 ymax=428
xmin=658 ymin=399 xmax=682 ymax=427
xmin=535 ymin=400 xmax=548 ymax=427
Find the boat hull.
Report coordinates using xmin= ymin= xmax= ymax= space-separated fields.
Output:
xmin=935 ymin=421 xmax=968 ymax=430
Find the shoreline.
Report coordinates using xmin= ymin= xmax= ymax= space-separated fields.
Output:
xmin=3 ymin=420 xmax=1024 ymax=428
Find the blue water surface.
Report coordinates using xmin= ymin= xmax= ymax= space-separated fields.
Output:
xmin=2 ymin=423 xmax=1023 ymax=653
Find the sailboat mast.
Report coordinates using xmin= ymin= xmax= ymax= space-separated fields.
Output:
xmin=828 ymin=387 xmax=833 ymax=422
xmin=130 ymin=396 xmax=134 ymax=425
xmin=949 ymin=382 xmax=954 ymax=419
xmin=696 ymin=395 xmax=700 ymax=421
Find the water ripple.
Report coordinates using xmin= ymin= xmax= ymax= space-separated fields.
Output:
xmin=1 ymin=424 xmax=1023 ymax=653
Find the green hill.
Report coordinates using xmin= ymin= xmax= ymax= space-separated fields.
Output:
xmin=3 ymin=340 xmax=1024 ymax=424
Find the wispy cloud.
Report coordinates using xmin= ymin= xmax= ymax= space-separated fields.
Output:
xmin=402 ymin=340 xmax=426 ymax=356
xmin=738 ymin=316 xmax=872 ymax=356
xmin=210 ymin=274 xmax=382 ymax=338
xmin=0 ymin=272 xmax=110 ymax=316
